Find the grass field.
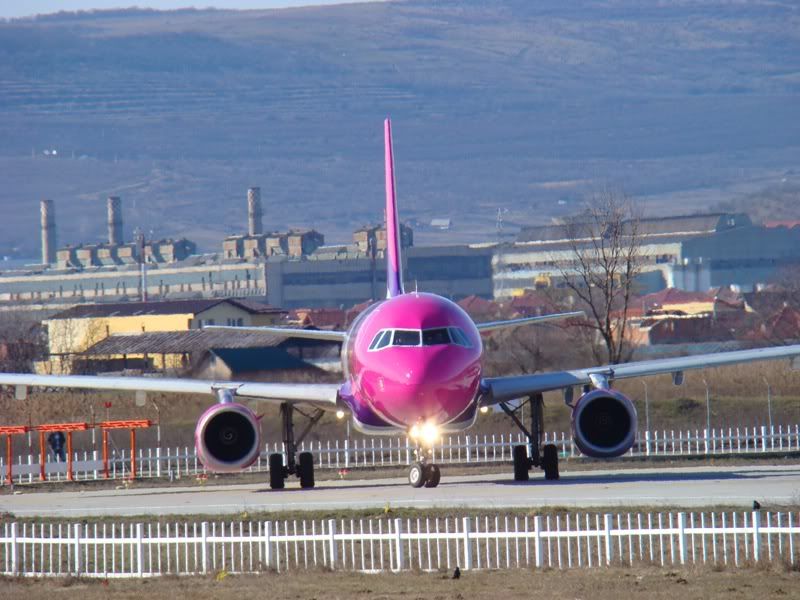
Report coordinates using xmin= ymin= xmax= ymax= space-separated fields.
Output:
xmin=1 ymin=362 xmax=799 ymax=454
xmin=2 ymin=566 xmax=799 ymax=599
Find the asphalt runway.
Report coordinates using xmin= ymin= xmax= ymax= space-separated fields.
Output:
xmin=2 ymin=464 xmax=799 ymax=517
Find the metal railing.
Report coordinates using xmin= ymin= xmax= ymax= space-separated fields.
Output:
xmin=1 ymin=510 xmax=798 ymax=576
xmin=2 ymin=423 xmax=798 ymax=485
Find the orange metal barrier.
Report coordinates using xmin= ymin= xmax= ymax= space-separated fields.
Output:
xmin=32 ymin=423 xmax=89 ymax=482
xmin=97 ymin=420 xmax=152 ymax=479
xmin=0 ymin=426 xmax=28 ymax=484
xmin=1 ymin=419 xmax=152 ymax=484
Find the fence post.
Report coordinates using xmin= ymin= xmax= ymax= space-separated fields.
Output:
xmin=73 ymin=523 xmax=82 ymax=575
xmin=604 ymin=514 xmax=613 ymax=565
xmin=328 ymin=519 xmax=338 ymax=569
xmin=534 ymin=515 xmax=543 ymax=568
xmin=136 ymin=523 xmax=144 ymax=576
xmin=645 ymin=430 xmax=651 ymax=456
xmin=752 ymin=510 xmax=761 ymax=562
xmin=703 ymin=429 xmax=709 ymax=455
xmin=394 ymin=518 xmax=404 ymax=571
xmin=199 ymin=521 xmax=209 ymax=574
xmin=344 ymin=439 xmax=350 ymax=469
xmin=10 ymin=522 xmax=18 ymax=575
xmin=465 ymin=435 xmax=471 ymax=463
xmin=264 ymin=521 xmax=272 ymax=569
xmin=156 ymin=447 xmax=162 ymax=479
xmin=760 ymin=426 xmax=767 ymax=452
xmin=677 ymin=512 xmax=687 ymax=565
xmin=462 ymin=517 xmax=472 ymax=570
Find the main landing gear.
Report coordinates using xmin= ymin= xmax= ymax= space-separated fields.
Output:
xmin=408 ymin=447 xmax=441 ymax=488
xmin=268 ymin=403 xmax=324 ymax=490
xmin=500 ymin=393 xmax=559 ymax=482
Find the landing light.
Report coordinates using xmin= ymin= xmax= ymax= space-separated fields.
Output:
xmin=479 ymin=406 xmax=489 ymax=414
xmin=336 ymin=410 xmax=345 ymax=420
xmin=409 ymin=422 xmax=440 ymax=446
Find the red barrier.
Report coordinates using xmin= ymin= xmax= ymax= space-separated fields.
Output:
xmin=2 ymin=419 xmax=152 ymax=483
xmin=98 ymin=420 xmax=152 ymax=479
xmin=32 ymin=423 xmax=89 ymax=482
xmin=0 ymin=426 xmax=28 ymax=484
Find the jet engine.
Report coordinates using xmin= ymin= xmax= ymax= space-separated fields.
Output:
xmin=195 ymin=403 xmax=261 ymax=472
xmin=571 ymin=389 xmax=637 ymax=458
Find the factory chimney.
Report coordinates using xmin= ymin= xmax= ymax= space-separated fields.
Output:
xmin=107 ymin=196 xmax=123 ymax=245
xmin=40 ymin=199 xmax=56 ymax=265
xmin=247 ymin=187 xmax=263 ymax=236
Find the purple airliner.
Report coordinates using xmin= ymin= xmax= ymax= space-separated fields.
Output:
xmin=3 ymin=120 xmax=800 ymax=489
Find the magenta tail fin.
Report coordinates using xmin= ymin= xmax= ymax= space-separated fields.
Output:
xmin=384 ymin=118 xmax=404 ymax=298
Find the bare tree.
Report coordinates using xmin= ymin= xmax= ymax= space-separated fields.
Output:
xmin=554 ymin=189 xmax=642 ymax=364
xmin=0 ymin=311 xmax=46 ymax=373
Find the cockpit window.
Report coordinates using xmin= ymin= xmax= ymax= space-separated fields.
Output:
xmin=368 ymin=329 xmax=392 ymax=351
xmin=392 ymin=329 xmax=421 ymax=346
xmin=422 ymin=328 xmax=451 ymax=346
xmin=369 ymin=327 xmax=471 ymax=351
xmin=449 ymin=327 xmax=472 ymax=347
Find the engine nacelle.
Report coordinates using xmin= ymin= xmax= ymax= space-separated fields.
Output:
xmin=571 ymin=389 xmax=637 ymax=458
xmin=195 ymin=403 xmax=261 ymax=472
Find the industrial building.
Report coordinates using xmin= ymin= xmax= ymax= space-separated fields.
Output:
xmin=4 ymin=188 xmax=800 ymax=313
xmin=494 ymin=213 xmax=800 ymax=297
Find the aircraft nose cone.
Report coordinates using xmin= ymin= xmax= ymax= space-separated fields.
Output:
xmin=369 ymin=349 xmax=480 ymax=427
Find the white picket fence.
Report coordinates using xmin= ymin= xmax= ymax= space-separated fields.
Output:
xmin=2 ymin=510 xmax=798 ymax=577
xmin=2 ymin=423 xmax=799 ymax=485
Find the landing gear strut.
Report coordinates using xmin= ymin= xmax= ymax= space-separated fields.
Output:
xmin=408 ymin=446 xmax=441 ymax=488
xmin=268 ymin=403 xmax=324 ymax=490
xmin=500 ymin=393 xmax=559 ymax=482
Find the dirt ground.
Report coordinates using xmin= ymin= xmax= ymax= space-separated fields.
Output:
xmin=2 ymin=566 xmax=799 ymax=599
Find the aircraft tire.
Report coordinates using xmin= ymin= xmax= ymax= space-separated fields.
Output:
xmin=298 ymin=451 xmax=315 ymax=489
xmin=542 ymin=444 xmax=559 ymax=481
xmin=512 ymin=444 xmax=530 ymax=481
xmin=408 ymin=462 xmax=426 ymax=488
xmin=423 ymin=464 xmax=441 ymax=488
xmin=269 ymin=453 xmax=285 ymax=490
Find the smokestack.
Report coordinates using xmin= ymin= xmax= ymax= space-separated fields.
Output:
xmin=135 ymin=229 xmax=147 ymax=302
xmin=107 ymin=196 xmax=123 ymax=245
xmin=247 ymin=187 xmax=263 ymax=236
xmin=40 ymin=199 xmax=56 ymax=265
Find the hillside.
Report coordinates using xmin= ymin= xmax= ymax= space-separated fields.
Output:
xmin=0 ymin=1 xmax=799 ymax=256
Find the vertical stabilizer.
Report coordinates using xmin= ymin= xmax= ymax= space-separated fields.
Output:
xmin=384 ymin=118 xmax=405 ymax=297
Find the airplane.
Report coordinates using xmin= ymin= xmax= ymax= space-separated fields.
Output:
xmin=3 ymin=118 xmax=800 ymax=490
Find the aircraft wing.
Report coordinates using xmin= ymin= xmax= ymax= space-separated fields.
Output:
xmin=476 ymin=311 xmax=585 ymax=333
xmin=0 ymin=373 xmax=342 ymax=409
xmin=204 ymin=325 xmax=347 ymax=342
xmin=481 ymin=343 xmax=800 ymax=405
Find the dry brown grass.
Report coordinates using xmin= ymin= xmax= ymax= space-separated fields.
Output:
xmin=1 ymin=361 xmax=798 ymax=454
xmin=1 ymin=566 xmax=798 ymax=599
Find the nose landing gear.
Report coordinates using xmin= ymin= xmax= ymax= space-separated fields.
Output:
xmin=408 ymin=446 xmax=441 ymax=488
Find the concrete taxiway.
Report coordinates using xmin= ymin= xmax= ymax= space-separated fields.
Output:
xmin=2 ymin=464 xmax=798 ymax=517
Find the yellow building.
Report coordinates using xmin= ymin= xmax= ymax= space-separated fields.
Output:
xmin=39 ymin=298 xmax=287 ymax=374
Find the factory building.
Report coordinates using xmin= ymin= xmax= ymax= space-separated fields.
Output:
xmin=5 ymin=188 xmax=800 ymax=313
xmin=265 ymin=244 xmax=493 ymax=308
xmin=222 ymin=187 xmax=325 ymax=260
xmin=494 ymin=213 xmax=800 ymax=297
